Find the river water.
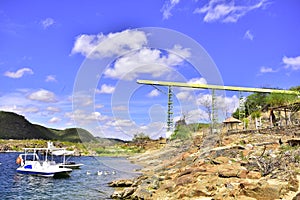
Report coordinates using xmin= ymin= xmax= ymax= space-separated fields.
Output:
xmin=0 ymin=152 xmax=141 ymax=199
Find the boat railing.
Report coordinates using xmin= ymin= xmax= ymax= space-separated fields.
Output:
xmin=18 ymin=143 xmax=75 ymax=168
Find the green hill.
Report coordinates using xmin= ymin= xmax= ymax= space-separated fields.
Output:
xmin=0 ymin=111 xmax=97 ymax=142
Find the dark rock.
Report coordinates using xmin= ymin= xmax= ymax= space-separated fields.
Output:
xmin=122 ymin=187 xmax=135 ymax=198
xmin=175 ymin=174 xmax=195 ymax=186
xmin=293 ymin=192 xmax=300 ymax=200
xmin=289 ymin=176 xmax=299 ymax=192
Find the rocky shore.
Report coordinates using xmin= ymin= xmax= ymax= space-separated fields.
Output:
xmin=109 ymin=125 xmax=300 ymax=200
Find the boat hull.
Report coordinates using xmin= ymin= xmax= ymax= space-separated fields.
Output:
xmin=16 ymin=166 xmax=72 ymax=178
xmin=59 ymin=163 xmax=83 ymax=169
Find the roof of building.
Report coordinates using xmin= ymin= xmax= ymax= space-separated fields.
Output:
xmin=223 ymin=117 xmax=242 ymax=124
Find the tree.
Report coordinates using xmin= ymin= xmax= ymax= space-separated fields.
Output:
xmin=232 ymin=108 xmax=241 ymax=119
xmin=266 ymin=93 xmax=298 ymax=107
xmin=170 ymin=116 xmax=192 ymax=141
xmin=132 ymin=132 xmax=150 ymax=143
xmin=175 ymin=115 xmax=187 ymax=128
xmin=251 ymin=110 xmax=262 ymax=129
xmin=231 ymin=86 xmax=299 ymax=127
xmin=245 ymin=93 xmax=268 ymax=117
xmin=170 ymin=124 xmax=192 ymax=141
xmin=197 ymin=94 xmax=212 ymax=123
xmin=290 ymin=86 xmax=300 ymax=92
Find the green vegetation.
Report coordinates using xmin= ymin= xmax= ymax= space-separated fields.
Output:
xmin=0 ymin=138 xmax=145 ymax=156
xmin=94 ymin=145 xmax=144 ymax=156
xmin=266 ymin=93 xmax=298 ymax=107
xmin=279 ymin=144 xmax=299 ymax=152
xmin=232 ymin=86 xmax=299 ymax=120
xmin=170 ymin=125 xmax=192 ymax=140
xmin=170 ymin=121 xmax=209 ymax=141
xmin=0 ymin=139 xmax=89 ymax=154
xmin=132 ymin=132 xmax=151 ymax=143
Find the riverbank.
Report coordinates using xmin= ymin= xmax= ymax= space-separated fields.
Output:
xmin=109 ymin=126 xmax=300 ymax=199
xmin=0 ymin=139 xmax=89 ymax=155
xmin=0 ymin=138 xmax=166 ymax=157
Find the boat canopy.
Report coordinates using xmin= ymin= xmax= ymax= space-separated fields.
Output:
xmin=51 ymin=150 xmax=75 ymax=156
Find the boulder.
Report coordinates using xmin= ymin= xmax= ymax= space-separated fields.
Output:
xmin=213 ymin=156 xmax=230 ymax=164
xmin=175 ymin=174 xmax=195 ymax=186
xmin=122 ymin=187 xmax=135 ymax=198
xmin=160 ymin=180 xmax=176 ymax=192
xmin=247 ymin=171 xmax=262 ymax=179
xmin=240 ymin=180 xmax=286 ymax=200
xmin=109 ymin=179 xmax=134 ymax=187
xmin=132 ymin=187 xmax=152 ymax=199
xmin=218 ymin=164 xmax=243 ymax=178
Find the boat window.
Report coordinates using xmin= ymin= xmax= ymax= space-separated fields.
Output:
xmin=24 ymin=153 xmax=40 ymax=161
xmin=25 ymin=154 xmax=35 ymax=161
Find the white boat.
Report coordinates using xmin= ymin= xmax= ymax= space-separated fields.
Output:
xmin=16 ymin=142 xmax=73 ymax=178
xmin=51 ymin=149 xmax=84 ymax=169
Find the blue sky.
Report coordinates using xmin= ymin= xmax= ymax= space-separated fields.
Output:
xmin=0 ymin=0 xmax=299 ymax=140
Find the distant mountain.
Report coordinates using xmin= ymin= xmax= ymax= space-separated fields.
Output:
xmin=95 ymin=137 xmax=127 ymax=146
xmin=0 ymin=110 xmax=97 ymax=142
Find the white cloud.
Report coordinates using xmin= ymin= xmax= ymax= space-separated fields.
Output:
xmin=176 ymin=91 xmax=193 ymax=101
xmin=0 ymin=91 xmax=94 ymax=132
xmin=196 ymin=93 xmax=239 ymax=121
xmin=217 ymin=95 xmax=239 ymax=114
xmin=106 ymin=119 xmax=136 ymax=128
xmin=182 ymin=77 xmax=207 ymax=91
xmin=167 ymin=44 xmax=191 ymax=60
xmin=0 ymin=92 xmax=42 ymax=116
xmin=244 ymin=30 xmax=254 ymax=41
xmin=101 ymin=119 xmax=138 ymax=138
xmin=96 ymin=84 xmax=115 ymax=94
xmin=95 ymin=104 xmax=104 ymax=109
xmin=112 ymin=105 xmax=128 ymax=111
xmin=45 ymin=75 xmax=57 ymax=82
xmin=147 ymin=89 xmax=160 ymax=97
xmin=175 ymin=77 xmax=207 ymax=101
xmin=283 ymin=56 xmax=300 ymax=70
xmin=41 ymin=18 xmax=55 ymax=29
xmin=196 ymin=93 xmax=212 ymax=106
xmin=4 ymin=67 xmax=33 ymax=78
xmin=161 ymin=0 xmax=180 ymax=19
xmin=188 ymin=77 xmax=207 ymax=84
xmin=71 ymin=29 xmax=147 ymax=58
xmin=0 ymin=105 xmax=39 ymax=115
xmin=185 ymin=109 xmax=209 ymax=124
xmin=141 ymin=121 xmax=166 ymax=139
xmin=72 ymin=92 xmax=93 ymax=107
xmin=194 ymin=0 xmax=269 ymax=23
xmin=46 ymin=106 xmax=61 ymax=113
xmin=27 ymin=89 xmax=57 ymax=102
xmin=104 ymin=46 xmax=190 ymax=80
xmin=49 ymin=117 xmax=61 ymax=123
xmin=65 ymin=109 xmax=108 ymax=125
xmin=98 ymin=119 xmax=166 ymax=140
xmin=260 ymin=66 xmax=277 ymax=73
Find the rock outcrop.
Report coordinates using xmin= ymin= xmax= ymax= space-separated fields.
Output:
xmin=109 ymin=125 xmax=300 ymax=199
